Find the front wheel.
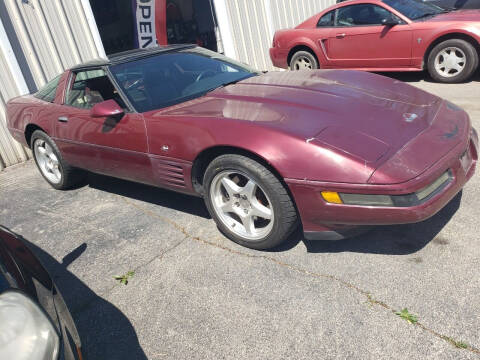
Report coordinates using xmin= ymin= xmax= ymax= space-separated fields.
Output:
xmin=427 ymin=39 xmax=478 ymax=83
xmin=204 ymin=155 xmax=298 ymax=250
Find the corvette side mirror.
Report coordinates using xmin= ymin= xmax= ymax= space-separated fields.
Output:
xmin=90 ymin=100 xmax=124 ymax=118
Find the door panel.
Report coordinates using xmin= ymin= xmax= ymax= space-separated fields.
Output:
xmin=328 ymin=25 xmax=412 ymax=67
xmin=54 ymin=110 xmax=151 ymax=182
xmin=54 ymin=68 xmax=152 ymax=183
xmin=327 ymin=4 xmax=412 ymax=68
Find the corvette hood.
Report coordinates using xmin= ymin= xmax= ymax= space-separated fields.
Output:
xmin=166 ymin=70 xmax=467 ymax=183
xmin=207 ymin=70 xmax=441 ymax=140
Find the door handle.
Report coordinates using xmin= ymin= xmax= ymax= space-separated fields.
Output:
xmin=58 ymin=116 xmax=69 ymax=123
xmin=336 ymin=33 xmax=346 ymax=39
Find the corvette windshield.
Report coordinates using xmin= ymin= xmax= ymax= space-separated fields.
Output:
xmin=110 ymin=47 xmax=259 ymax=112
xmin=383 ymin=0 xmax=444 ymax=20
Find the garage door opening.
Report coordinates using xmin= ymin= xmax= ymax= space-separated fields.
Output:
xmin=89 ymin=0 xmax=218 ymax=55
xmin=166 ymin=0 xmax=218 ymax=52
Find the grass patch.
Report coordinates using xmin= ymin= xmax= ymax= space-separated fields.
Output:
xmin=114 ymin=270 xmax=135 ymax=285
xmin=395 ymin=308 xmax=418 ymax=324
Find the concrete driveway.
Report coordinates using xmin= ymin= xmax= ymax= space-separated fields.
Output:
xmin=1 ymin=72 xmax=479 ymax=360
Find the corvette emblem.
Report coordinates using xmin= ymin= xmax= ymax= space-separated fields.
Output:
xmin=403 ymin=113 xmax=418 ymax=123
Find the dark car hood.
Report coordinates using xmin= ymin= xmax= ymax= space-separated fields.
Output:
xmin=164 ymin=70 xmax=467 ymax=183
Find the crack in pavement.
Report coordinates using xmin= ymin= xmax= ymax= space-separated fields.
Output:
xmin=121 ymin=197 xmax=480 ymax=356
xmin=71 ymin=234 xmax=190 ymax=316
xmin=33 ymin=205 xmax=190 ymax=315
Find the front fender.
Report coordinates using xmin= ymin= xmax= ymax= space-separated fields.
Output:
xmin=414 ymin=26 xmax=480 ymax=62
xmin=190 ymin=122 xmax=373 ymax=184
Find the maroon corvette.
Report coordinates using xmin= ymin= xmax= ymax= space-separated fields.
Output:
xmin=270 ymin=0 xmax=480 ymax=83
xmin=6 ymin=45 xmax=478 ymax=249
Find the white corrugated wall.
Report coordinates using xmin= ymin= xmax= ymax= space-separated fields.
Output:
xmin=214 ymin=0 xmax=335 ymax=71
xmin=0 ymin=0 xmax=105 ymax=170
xmin=0 ymin=0 xmax=334 ymax=170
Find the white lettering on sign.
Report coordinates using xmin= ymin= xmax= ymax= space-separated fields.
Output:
xmin=136 ymin=0 xmax=157 ymax=48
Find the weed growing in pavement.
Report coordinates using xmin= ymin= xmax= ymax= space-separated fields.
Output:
xmin=114 ymin=271 xmax=135 ymax=285
xmin=395 ymin=308 xmax=418 ymax=324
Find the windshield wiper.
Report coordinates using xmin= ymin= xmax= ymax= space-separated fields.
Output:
xmin=205 ymin=75 xmax=257 ymax=94
xmin=413 ymin=12 xmax=438 ymax=20
xmin=205 ymin=79 xmax=242 ymax=95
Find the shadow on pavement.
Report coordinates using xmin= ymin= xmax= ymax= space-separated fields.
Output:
xmin=23 ymin=239 xmax=148 ymax=360
xmin=87 ymin=172 xmax=211 ymax=219
xmin=84 ymin=170 xmax=462 ymax=257
xmin=275 ymin=191 xmax=463 ymax=255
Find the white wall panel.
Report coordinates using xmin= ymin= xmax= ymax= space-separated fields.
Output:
xmin=0 ymin=0 xmax=104 ymax=170
xmin=217 ymin=0 xmax=335 ymax=71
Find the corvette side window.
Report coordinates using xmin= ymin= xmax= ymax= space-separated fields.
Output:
xmin=65 ymin=69 xmax=125 ymax=110
xmin=34 ymin=75 xmax=61 ymax=103
xmin=336 ymin=4 xmax=397 ymax=26
xmin=317 ymin=11 xmax=334 ymax=27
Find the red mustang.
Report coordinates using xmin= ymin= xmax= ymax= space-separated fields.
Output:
xmin=270 ymin=0 xmax=480 ymax=83
xmin=6 ymin=46 xmax=478 ymax=249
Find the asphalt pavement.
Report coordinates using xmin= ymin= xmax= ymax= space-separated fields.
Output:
xmin=1 ymin=71 xmax=479 ymax=359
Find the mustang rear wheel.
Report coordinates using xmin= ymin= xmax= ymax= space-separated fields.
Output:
xmin=427 ymin=39 xmax=478 ymax=83
xmin=290 ymin=50 xmax=319 ymax=71
xmin=204 ymin=155 xmax=298 ymax=250
xmin=31 ymin=130 xmax=85 ymax=190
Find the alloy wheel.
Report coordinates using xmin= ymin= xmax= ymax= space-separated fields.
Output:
xmin=34 ymin=139 xmax=62 ymax=184
xmin=434 ymin=47 xmax=466 ymax=78
xmin=292 ymin=56 xmax=313 ymax=70
xmin=210 ymin=171 xmax=274 ymax=241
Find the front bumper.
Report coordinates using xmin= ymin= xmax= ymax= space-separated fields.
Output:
xmin=288 ymin=129 xmax=478 ymax=239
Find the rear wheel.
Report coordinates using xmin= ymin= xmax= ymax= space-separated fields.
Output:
xmin=427 ymin=39 xmax=478 ymax=83
xmin=31 ymin=130 xmax=85 ymax=190
xmin=204 ymin=154 xmax=298 ymax=250
xmin=290 ymin=50 xmax=319 ymax=71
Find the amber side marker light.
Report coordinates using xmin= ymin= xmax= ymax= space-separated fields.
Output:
xmin=321 ymin=191 xmax=343 ymax=204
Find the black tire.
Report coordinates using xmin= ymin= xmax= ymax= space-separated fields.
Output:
xmin=290 ymin=50 xmax=319 ymax=71
xmin=203 ymin=154 xmax=298 ymax=250
xmin=427 ymin=39 xmax=478 ymax=83
xmin=30 ymin=130 xmax=86 ymax=190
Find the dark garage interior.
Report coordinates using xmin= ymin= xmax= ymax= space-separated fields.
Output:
xmin=90 ymin=0 xmax=218 ymax=55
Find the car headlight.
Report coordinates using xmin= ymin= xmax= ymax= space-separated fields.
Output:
xmin=0 ymin=291 xmax=59 ymax=360
xmin=321 ymin=171 xmax=451 ymax=207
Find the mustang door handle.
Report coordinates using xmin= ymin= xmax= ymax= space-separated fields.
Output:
xmin=336 ymin=33 xmax=346 ymax=39
xmin=58 ymin=116 xmax=69 ymax=123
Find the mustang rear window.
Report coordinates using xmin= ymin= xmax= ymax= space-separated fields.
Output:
xmin=34 ymin=75 xmax=61 ymax=103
